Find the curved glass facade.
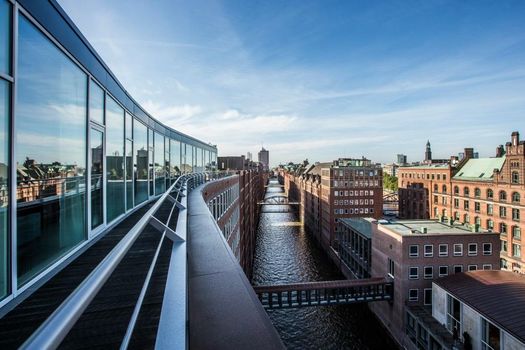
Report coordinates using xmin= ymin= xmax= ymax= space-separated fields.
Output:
xmin=16 ymin=15 xmax=87 ymax=286
xmin=0 ymin=1 xmax=217 ymax=304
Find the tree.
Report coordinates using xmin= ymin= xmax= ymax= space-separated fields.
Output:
xmin=383 ymin=173 xmax=398 ymax=191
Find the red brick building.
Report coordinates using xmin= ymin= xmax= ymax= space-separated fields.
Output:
xmin=369 ymin=219 xmax=500 ymax=348
xmin=281 ymin=158 xmax=383 ymax=253
xmin=398 ymin=131 xmax=525 ymax=274
xmin=203 ymin=168 xmax=267 ymax=277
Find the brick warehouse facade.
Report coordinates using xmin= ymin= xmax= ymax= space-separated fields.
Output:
xmin=280 ymin=158 xmax=383 ymax=262
xmin=398 ymin=131 xmax=525 ymax=274
xmin=203 ymin=169 xmax=268 ymax=277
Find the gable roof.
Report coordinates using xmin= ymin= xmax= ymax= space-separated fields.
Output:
xmin=453 ymin=157 xmax=505 ymax=181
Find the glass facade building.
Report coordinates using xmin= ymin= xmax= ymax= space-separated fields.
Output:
xmin=0 ymin=0 xmax=217 ymax=307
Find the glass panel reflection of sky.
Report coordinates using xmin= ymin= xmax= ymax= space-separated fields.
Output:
xmin=0 ymin=80 xmax=9 ymax=299
xmin=134 ymin=119 xmax=148 ymax=205
xmin=89 ymin=81 xmax=104 ymax=125
xmin=0 ymin=0 xmax=11 ymax=75
xmin=170 ymin=139 xmax=181 ymax=177
xmin=105 ymin=96 xmax=124 ymax=222
xmin=16 ymin=15 xmax=87 ymax=286
xmin=154 ymin=132 xmax=165 ymax=195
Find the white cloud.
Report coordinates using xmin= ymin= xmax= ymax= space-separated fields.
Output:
xmin=142 ymin=101 xmax=203 ymax=123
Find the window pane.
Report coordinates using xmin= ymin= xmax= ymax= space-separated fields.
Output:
xmin=170 ymin=139 xmax=181 ymax=178
xmin=126 ymin=139 xmax=133 ymax=210
xmin=0 ymin=0 xmax=11 ymax=75
xmin=105 ymin=96 xmax=124 ymax=222
xmin=16 ymin=16 xmax=87 ymax=285
xmin=148 ymin=129 xmax=154 ymax=196
xmin=183 ymin=144 xmax=193 ymax=173
xmin=133 ymin=120 xmax=148 ymax=205
xmin=90 ymin=128 xmax=103 ymax=229
xmin=125 ymin=113 xmax=132 ymax=140
xmin=154 ymin=132 xmax=165 ymax=195
xmin=89 ymin=80 xmax=104 ymax=124
xmin=0 ymin=80 xmax=9 ymax=298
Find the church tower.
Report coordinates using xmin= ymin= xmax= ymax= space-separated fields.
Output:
xmin=425 ymin=140 xmax=432 ymax=162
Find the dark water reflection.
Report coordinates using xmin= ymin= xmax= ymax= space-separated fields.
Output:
xmin=252 ymin=179 xmax=397 ymax=349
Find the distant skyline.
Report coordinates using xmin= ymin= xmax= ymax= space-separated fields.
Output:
xmin=58 ymin=0 xmax=525 ymax=166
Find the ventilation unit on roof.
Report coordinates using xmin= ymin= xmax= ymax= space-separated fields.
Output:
xmin=421 ymin=227 xmax=428 ymax=234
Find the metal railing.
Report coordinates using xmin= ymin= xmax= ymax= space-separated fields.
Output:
xmin=20 ymin=172 xmax=229 ymax=350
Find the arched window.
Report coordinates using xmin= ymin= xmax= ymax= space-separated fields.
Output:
xmin=464 ymin=187 xmax=470 ymax=196
xmin=442 ymin=185 xmax=447 ymax=193
xmin=500 ymin=223 xmax=507 ymax=234
xmin=499 ymin=191 xmax=507 ymax=201
xmin=512 ymin=171 xmax=519 ymax=184
xmin=474 ymin=188 xmax=481 ymax=198
xmin=442 ymin=209 xmax=447 ymax=219
xmin=434 ymin=184 xmax=438 ymax=192
xmin=454 ymin=186 xmax=459 ymax=195
xmin=512 ymin=192 xmax=520 ymax=203
xmin=464 ymin=214 xmax=470 ymax=224
xmin=454 ymin=211 xmax=460 ymax=220
xmin=486 ymin=219 xmax=494 ymax=230
xmin=487 ymin=189 xmax=493 ymax=199
xmin=475 ymin=216 xmax=481 ymax=226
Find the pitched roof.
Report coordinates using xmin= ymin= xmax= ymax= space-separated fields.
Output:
xmin=453 ymin=157 xmax=505 ymax=181
xmin=435 ymin=271 xmax=525 ymax=344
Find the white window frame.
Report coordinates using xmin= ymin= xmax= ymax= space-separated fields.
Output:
xmin=468 ymin=243 xmax=478 ymax=256
xmin=408 ymin=289 xmax=418 ymax=302
xmin=439 ymin=265 xmax=449 ymax=277
xmin=409 ymin=267 xmax=419 ymax=280
xmin=424 ymin=266 xmax=433 ymax=279
xmin=454 ymin=265 xmax=463 ymax=273
xmin=453 ymin=243 xmax=463 ymax=256
xmin=439 ymin=244 xmax=448 ymax=257
xmin=468 ymin=264 xmax=477 ymax=271
xmin=409 ymin=245 xmax=419 ymax=258
xmin=483 ymin=243 xmax=492 ymax=255
xmin=482 ymin=264 xmax=492 ymax=270
xmin=424 ymin=244 xmax=433 ymax=257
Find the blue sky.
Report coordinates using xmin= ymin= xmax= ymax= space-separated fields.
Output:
xmin=58 ymin=0 xmax=525 ymax=166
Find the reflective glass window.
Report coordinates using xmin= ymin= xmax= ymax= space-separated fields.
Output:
xmin=0 ymin=0 xmax=11 ymax=75
xmin=154 ymin=132 xmax=165 ymax=195
xmin=126 ymin=139 xmax=133 ymax=210
xmin=196 ymin=147 xmax=203 ymax=172
xmin=16 ymin=16 xmax=87 ymax=285
xmin=164 ymin=137 xmax=170 ymax=189
xmin=170 ymin=139 xmax=181 ymax=178
xmin=105 ymin=96 xmax=124 ymax=222
xmin=184 ymin=144 xmax=193 ymax=173
xmin=125 ymin=113 xmax=132 ymax=140
xmin=133 ymin=120 xmax=148 ymax=205
xmin=148 ymin=129 xmax=154 ymax=196
xmin=0 ymin=80 xmax=9 ymax=298
xmin=89 ymin=80 xmax=104 ymax=125
xmin=90 ymin=128 xmax=103 ymax=229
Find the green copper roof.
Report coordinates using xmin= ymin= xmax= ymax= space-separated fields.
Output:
xmin=453 ymin=157 xmax=505 ymax=181
xmin=340 ymin=218 xmax=373 ymax=238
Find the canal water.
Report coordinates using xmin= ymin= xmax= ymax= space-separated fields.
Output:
xmin=251 ymin=179 xmax=397 ymax=349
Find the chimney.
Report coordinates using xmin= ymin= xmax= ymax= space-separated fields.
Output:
xmin=496 ymin=145 xmax=505 ymax=157
xmin=512 ymin=131 xmax=520 ymax=146
xmin=464 ymin=148 xmax=474 ymax=160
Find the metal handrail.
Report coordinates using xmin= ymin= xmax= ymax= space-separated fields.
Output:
xmin=20 ymin=173 xmax=196 ymax=350
xmin=120 ymin=175 xmax=191 ymax=349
